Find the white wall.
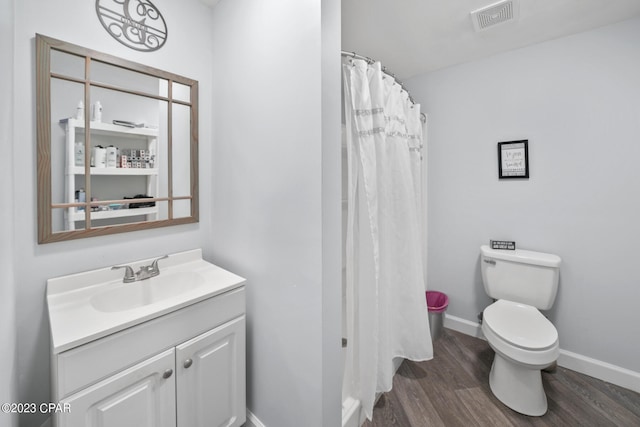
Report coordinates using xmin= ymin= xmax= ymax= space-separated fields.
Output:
xmin=1 ymin=0 xmax=18 ymax=426
xmin=11 ymin=1 xmax=214 ymax=426
xmin=209 ymin=0 xmax=341 ymax=426
xmin=321 ymin=0 xmax=343 ymax=424
xmin=406 ymin=17 xmax=640 ymax=373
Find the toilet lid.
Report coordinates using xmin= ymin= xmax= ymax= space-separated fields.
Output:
xmin=483 ymin=300 xmax=558 ymax=350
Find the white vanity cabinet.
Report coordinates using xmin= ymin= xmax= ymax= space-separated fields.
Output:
xmin=176 ymin=316 xmax=245 ymax=426
xmin=56 ymin=314 xmax=245 ymax=427
xmin=58 ymin=349 xmax=177 ymax=427
xmin=47 ymin=251 xmax=246 ymax=427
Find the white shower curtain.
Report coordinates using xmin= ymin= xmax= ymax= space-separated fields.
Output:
xmin=343 ymin=58 xmax=433 ymax=420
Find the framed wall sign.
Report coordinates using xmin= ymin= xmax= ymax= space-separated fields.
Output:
xmin=498 ymin=140 xmax=529 ymax=179
xmin=490 ymin=240 xmax=516 ymax=250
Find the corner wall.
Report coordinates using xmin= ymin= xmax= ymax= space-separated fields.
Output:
xmin=1 ymin=0 xmax=18 ymax=426
xmin=209 ymin=0 xmax=341 ymax=425
xmin=406 ymin=17 xmax=640 ymax=374
xmin=321 ymin=0 xmax=342 ymax=424
xmin=11 ymin=1 xmax=214 ymax=426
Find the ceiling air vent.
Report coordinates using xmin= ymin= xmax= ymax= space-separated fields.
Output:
xmin=470 ymin=0 xmax=519 ymax=32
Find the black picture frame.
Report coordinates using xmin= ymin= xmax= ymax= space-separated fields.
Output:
xmin=498 ymin=140 xmax=529 ymax=179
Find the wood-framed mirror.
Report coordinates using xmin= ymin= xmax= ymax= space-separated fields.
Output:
xmin=36 ymin=34 xmax=199 ymax=243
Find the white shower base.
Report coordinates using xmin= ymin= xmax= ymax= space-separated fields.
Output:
xmin=342 ymin=396 xmax=363 ymax=427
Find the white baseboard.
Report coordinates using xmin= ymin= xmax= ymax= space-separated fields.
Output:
xmin=443 ymin=313 xmax=640 ymax=394
xmin=558 ymin=349 xmax=640 ymax=394
xmin=44 ymin=409 xmax=258 ymax=427
xmin=41 ymin=407 xmax=267 ymax=427
xmin=245 ymin=409 xmax=266 ymax=427
xmin=443 ymin=313 xmax=484 ymax=338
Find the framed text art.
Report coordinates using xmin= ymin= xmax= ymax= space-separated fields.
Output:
xmin=498 ymin=140 xmax=529 ymax=179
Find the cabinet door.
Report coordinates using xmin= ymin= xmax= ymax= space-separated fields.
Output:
xmin=57 ymin=349 xmax=176 ymax=427
xmin=176 ymin=316 xmax=246 ymax=427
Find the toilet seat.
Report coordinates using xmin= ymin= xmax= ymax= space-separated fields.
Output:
xmin=482 ymin=299 xmax=559 ymax=367
xmin=484 ymin=299 xmax=557 ymax=350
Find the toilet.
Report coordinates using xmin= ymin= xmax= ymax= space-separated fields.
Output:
xmin=480 ymin=245 xmax=562 ymax=416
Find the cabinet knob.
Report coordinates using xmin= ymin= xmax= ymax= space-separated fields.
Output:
xmin=183 ymin=358 xmax=193 ymax=369
xmin=162 ymin=369 xmax=173 ymax=379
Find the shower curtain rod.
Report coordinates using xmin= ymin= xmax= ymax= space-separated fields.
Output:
xmin=341 ymin=50 xmax=427 ymax=123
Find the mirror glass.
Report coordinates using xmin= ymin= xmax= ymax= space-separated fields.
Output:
xmin=37 ymin=34 xmax=199 ymax=243
xmin=172 ymin=82 xmax=191 ymax=103
xmin=50 ymin=49 xmax=84 ymax=80
xmin=92 ymin=60 xmax=169 ymax=96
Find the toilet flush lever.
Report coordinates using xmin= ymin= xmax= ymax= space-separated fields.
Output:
xmin=484 ymin=259 xmax=496 ymax=265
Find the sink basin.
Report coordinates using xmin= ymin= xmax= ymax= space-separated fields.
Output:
xmin=47 ymin=249 xmax=247 ymax=353
xmin=91 ymin=271 xmax=206 ymax=312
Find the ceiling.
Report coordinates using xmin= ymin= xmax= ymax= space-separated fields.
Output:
xmin=342 ymin=0 xmax=640 ymax=79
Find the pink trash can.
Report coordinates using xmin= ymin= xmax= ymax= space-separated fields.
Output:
xmin=426 ymin=291 xmax=449 ymax=341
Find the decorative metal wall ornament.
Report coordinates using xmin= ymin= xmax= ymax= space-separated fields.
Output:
xmin=96 ymin=0 xmax=167 ymax=52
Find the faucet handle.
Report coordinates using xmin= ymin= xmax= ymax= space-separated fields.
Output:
xmin=150 ymin=255 xmax=169 ymax=276
xmin=112 ymin=265 xmax=136 ymax=283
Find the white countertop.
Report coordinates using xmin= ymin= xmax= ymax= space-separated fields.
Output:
xmin=47 ymin=249 xmax=245 ymax=354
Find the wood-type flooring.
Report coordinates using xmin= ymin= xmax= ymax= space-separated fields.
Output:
xmin=363 ymin=329 xmax=640 ymax=427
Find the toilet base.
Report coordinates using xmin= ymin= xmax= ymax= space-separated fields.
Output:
xmin=489 ymin=353 xmax=548 ymax=416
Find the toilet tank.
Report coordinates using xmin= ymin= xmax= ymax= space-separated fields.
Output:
xmin=480 ymin=245 xmax=561 ymax=310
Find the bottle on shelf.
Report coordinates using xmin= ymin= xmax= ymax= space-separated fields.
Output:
xmin=75 ymin=101 xmax=84 ymax=120
xmin=91 ymin=146 xmax=106 ymax=168
xmin=92 ymin=101 xmax=102 ymax=122
xmin=106 ymin=146 xmax=118 ymax=168
xmin=74 ymin=141 xmax=84 ymax=166
xmin=77 ymin=189 xmax=85 ymax=212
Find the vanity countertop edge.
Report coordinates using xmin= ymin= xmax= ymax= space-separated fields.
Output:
xmin=47 ymin=248 xmax=246 ymax=354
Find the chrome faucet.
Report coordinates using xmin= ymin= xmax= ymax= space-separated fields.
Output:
xmin=149 ymin=255 xmax=168 ymax=277
xmin=112 ymin=255 xmax=169 ymax=283
xmin=111 ymin=265 xmax=136 ymax=283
